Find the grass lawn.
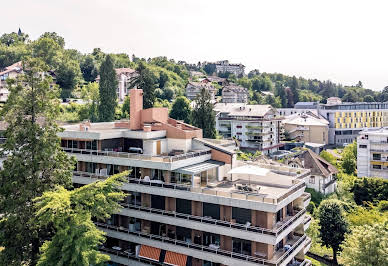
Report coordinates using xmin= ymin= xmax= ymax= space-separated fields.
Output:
xmin=306 ymin=255 xmax=328 ymax=266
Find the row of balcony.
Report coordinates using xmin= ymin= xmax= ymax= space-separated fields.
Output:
xmin=96 ymin=222 xmax=308 ymax=266
xmin=74 ymin=171 xmax=307 ymax=205
xmin=119 ymin=202 xmax=307 ymax=238
xmin=63 ymin=147 xmax=211 ymax=163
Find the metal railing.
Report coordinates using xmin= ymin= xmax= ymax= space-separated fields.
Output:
xmin=304 ymin=215 xmax=312 ymax=226
xmin=100 ymin=246 xmax=164 ymax=265
xmin=120 ymin=203 xmax=306 ymax=238
xmin=96 ymin=222 xmax=307 ymax=266
xmin=73 ymin=171 xmax=306 ymax=205
xmin=63 ymin=147 xmax=211 ymax=163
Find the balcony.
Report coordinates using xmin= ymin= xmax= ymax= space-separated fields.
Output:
xmin=303 ymin=215 xmax=312 ymax=231
xmin=73 ymin=171 xmax=306 ymax=208
xmin=96 ymin=222 xmax=307 ymax=266
xmin=64 ymin=148 xmax=212 ymax=170
xmin=302 ymin=193 xmax=311 ymax=209
xmin=100 ymin=246 xmax=163 ymax=265
xmin=119 ymin=203 xmax=306 ymax=243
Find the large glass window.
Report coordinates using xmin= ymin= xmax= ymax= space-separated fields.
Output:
xmin=232 ymin=207 xmax=251 ymax=225
xmin=171 ymin=172 xmax=191 ymax=185
xmin=203 ymin=232 xmax=220 ymax=246
xmin=125 ymin=191 xmax=141 ymax=206
xmin=86 ymin=162 xmax=97 ymax=173
xmin=176 ymin=199 xmax=191 ymax=215
xmin=232 ymin=238 xmax=251 ymax=256
xmin=203 ymin=203 xmax=220 ymax=220
xmin=151 ymin=169 xmax=164 ymax=182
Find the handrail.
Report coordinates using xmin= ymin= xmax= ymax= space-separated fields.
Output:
xmin=63 ymin=147 xmax=211 ymax=163
xmin=73 ymin=171 xmax=305 ymax=205
xmin=120 ymin=202 xmax=307 ymax=237
xmin=100 ymin=246 xmax=164 ymax=265
xmin=95 ymin=222 xmax=307 ymax=266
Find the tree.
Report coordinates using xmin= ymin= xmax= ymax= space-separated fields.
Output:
xmin=339 ymin=222 xmax=388 ymax=266
xmin=31 ymin=37 xmax=62 ymax=67
xmin=163 ymin=87 xmax=175 ymax=101
xmin=80 ymin=55 xmax=98 ymax=82
xmin=318 ymin=199 xmax=349 ymax=264
xmin=121 ymin=95 xmax=130 ymax=119
xmin=170 ymin=96 xmax=192 ymax=123
xmin=40 ymin=32 xmax=65 ymax=48
xmin=129 ymin=62 xmax=157 ymax=109
xmin=98 ymin=55 xmax=117 ymax=121
xmin=0 ymin=59 xmax=74 ymax=265
xmin=34 ymin=172 xmax=127 ymax=266
xmin=56 ymin=57 xmax=82 ymax=98
xmin=289 ymin=76 xmax=299 ymax=106
xmin=363 ymin=95 xmax=375 ymax=102
xmin=203 ymin=63 xmax=216 ymax=75
xmin=351 ymin=177 xmax=388 ymax=205
xmin=80 ymin=82 xmax=100 ymax=122
xmin=191 ymin=88 xmax=216 ymax=138
xmin=275 ymin=82 xmax=287 ymax=108
xmin=341 ymin=141 xmax=357 ymax=175
xmin=342 ymin=90 xmax=359 ymax=102
xmin=320 ymin=150 xmax=337 ymax=166
xmin=0 ymin=31 xmax=29 ymax=46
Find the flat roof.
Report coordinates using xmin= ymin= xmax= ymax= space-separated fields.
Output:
xmin=175 ymin=160 xmax=224 ymax=175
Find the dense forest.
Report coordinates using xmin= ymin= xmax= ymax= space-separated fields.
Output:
xmin=1 ymin=30 xmax=388 ymax=111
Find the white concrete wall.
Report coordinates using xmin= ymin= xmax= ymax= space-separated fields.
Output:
xmin=167 ymin=138 xmax=192 ymax=153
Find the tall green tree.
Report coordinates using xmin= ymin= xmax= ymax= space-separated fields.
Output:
xmin=80 ymin=82 xmax=100 ymax=122
xmin=80 ymin=55 xmax=98 ymax=82
xmin=341 ymin=141 xmax=357 ymax=175
xmin=191 ymin=88 xmax=216 ymax=138
xmin=98 ymin=55 xmax=117 ymax=121
xmin=170 ymin=96 xmax=192 ymax=123
xmin=56 ymin=57 xmax=82 ymax=98
xmin=129 ymin=62 xmax=157 ymax=109
xmin=289 ymin=76 xmax=299 ymax=106
xmin=318 ymin=199 xmax=349 ymax=264
xmin=0 ymin=59 xmax=74 ymax=265
xmin=34 ymin=172 xmax=127 ymax=266
xmin=339 ymin=222 xmax=388 ymax=266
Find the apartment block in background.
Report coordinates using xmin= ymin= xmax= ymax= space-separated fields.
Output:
xmin=0 ymin=61 xmax=23 ymax=102
xmin=357 ymin=127 xmax=388 ymax=179
xmin=185 ymin=81 xmax=217 ymax=101
xmin=59 ymin=89 xmax=312 ymax=266
xmin=282 ymin=112 xmax=329 ymax=145
xmin=215 ymin=60 xmax=245 ymax=77
xmin=214 ymin=103 xmax=283 ymax=155
xmin=221 ymin=84 xmax=248 ymax=103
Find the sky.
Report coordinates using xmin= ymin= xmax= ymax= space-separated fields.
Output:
xmin=3 ymin=0 xmax=388 ymax=90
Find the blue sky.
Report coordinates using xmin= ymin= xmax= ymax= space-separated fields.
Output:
xmin=4 ymin=0 xmax=388 ymax=90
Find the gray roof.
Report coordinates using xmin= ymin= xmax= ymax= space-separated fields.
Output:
xmin=174 ymin=160 xmax=224 ymax=175
xmin=214 ymin=103 xmax=274 ymax=117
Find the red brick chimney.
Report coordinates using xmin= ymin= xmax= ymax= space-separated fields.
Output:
xmin=130 ymin=89 xmax=143 ymax=130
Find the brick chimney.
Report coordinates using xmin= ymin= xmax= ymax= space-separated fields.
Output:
xmin=130 ymin=89 xmax=143 ymax=130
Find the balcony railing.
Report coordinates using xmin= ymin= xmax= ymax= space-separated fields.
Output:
xmin=63 ymin=147 xmax=211 ymax=163
xmin=73 ymin=172 xmax=306 ymax=205
xmin=120 ymin=203 xmax=306 ymax=238
xmin=100 ymin=246 xmax=163 ymax=265
xmin=95 ymin=222 xmax=307 ymax=266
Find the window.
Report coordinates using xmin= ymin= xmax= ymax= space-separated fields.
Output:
xmin=309 ymin=176 xmax=315 ymax=184
xmin=232 ymin=238 xmax=251 ymax=255
xmin=276 ymin=209 xmax=283 ymax=222
xmin=232 ymin=207 xmax=251 ymax=224
xmin=359 ymin=145 xmax=367 ymax=149
xmin=203 ymin=203 xmax=220 ymax=220
xmin=373 ymin=154 xmax=381 ymax=161
xmin=151 ymin=169 xmax=164 ymax=182
xmin=176 ymin=199 xmax=192 ymax=215
xmin=373 ymin=165 xmax=382 ymax=169
xmin=86 ymin=140 xmax=97 ymax=150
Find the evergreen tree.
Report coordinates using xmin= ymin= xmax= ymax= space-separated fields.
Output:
xmin=98 ymin=55 xmax=117 ymax=121
xmin=191 ymin=88 xmax=216 ymax=138
xmin=290 ymin=76 xmax=299 ymax=106
xmin=170 ymin=96 xmax=192 ymax=123
xmin=34 ymin=172 xmax=127 ymax=266
xmin=129 ymin=62 xmax=157 ymax=109
xmin=318 ymin=199 xmax=349 ymax=264
xmin=0 ymin=59 xmax=74 ymax=265
xmin=275 ymin=81 xmax=287 ymax=107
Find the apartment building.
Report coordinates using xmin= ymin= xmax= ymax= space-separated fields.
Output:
xmin=357 ymin=127 xmax=388 ymax=179
xmin=185 ymin=82 xmax=217 ymax=101
xmin=221 ymin=85 xmax=248 ymax=104
xmin=280 ymin=99 xmax=388 ymax=145
xmin=282 ymin=112 xmax=329 ymax=145
xmin=214 ymin=103 xmax=283 ymax=155
xmin=96 ymin=68 xmax=139 ymax=102
xmin=59 ymin=89 xmax=311 ymax=266
xmin=215 ymin=60 xmax=245 ymax=77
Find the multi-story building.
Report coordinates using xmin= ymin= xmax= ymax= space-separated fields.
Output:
xmin=282 ymin=112 xmax=329 ymax=145
xmin=185 ymin=82 xmax=217 ymax=101
xmin=59 ymin=89 xmax=312 ymax=266
xmin=222 ymin=85 xmax=248 ymax=103
xmin=214 ymin=103 xmax=283 ymax=154
xmin=96 ymin=68 xmax=139 ymax=102
xmin=357 ymin=127 xmax=388 ymax=179
xmin=0 ymin=61 xmax=23 ymax=102
xmin=280 ymin=99 xmax=388 ymax=145
xmin=215 ymin=60 xmax=245 ymax=77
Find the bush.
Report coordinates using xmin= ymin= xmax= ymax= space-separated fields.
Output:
xmin=307 ymin=201 xmax=316 ymax=215
xmin=306 ymin=188 xmax=325 ymax=206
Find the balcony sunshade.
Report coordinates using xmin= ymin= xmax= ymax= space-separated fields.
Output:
xmin=174 ymin=160 xmax=224 ymax=175
xmin=228 ymin=165 xmax=269 ymax=176
xmin=164 ymin=251 xmax=188 ymax=266
xmin=138 ymin=245 xmax=161 ymax=262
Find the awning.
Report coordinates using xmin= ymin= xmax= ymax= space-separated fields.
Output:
xmin=138 ymin=245 xmax=161 ymax=262
xmin=164 ymin=251 xmax=188 ymax=266
xmin=228 ymin=165 xmax=269 ymax=176
xmin=174 ymin=160 xmax=225 ymax=175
